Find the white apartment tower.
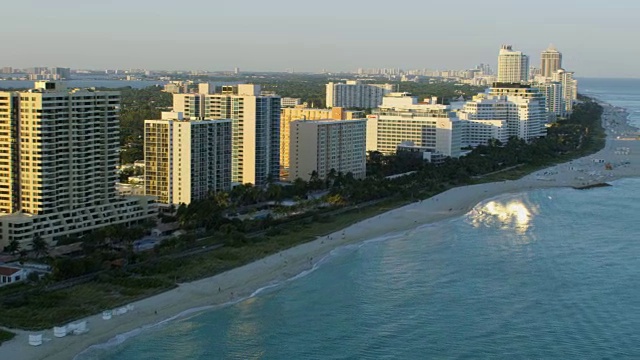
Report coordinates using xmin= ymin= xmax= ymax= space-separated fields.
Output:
xmin=326 ymin=80 xmax=394 ymax=109
xmin=458 ymin=84 xmax=547 ymax=144
xmin=289 ymin=119 xmax=367 ymax=181
xmin=0 ymin=81 xmax=157 ymax=249
xmin=371 ymin=93 xmax=462 ymax=158
xmin=535 ymin=81 xmax=565 ymax=118
xmin=173 ymin=85 xmax=280 ymax=186
xmin=144 ymin=112 xmax=232 ymax=205
xmin=497 ymin=45 xmax=530 ymax=83
xmin=541 ymin=45 xmax=562 ymax=79
xmin=553 ymin=69 xmax=578 ymax=114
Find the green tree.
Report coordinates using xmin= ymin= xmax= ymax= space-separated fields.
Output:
xmin=32 ymin=234 xmax=48 ymax=259
xmin=5 ymin=238 xmax=20 ymax=255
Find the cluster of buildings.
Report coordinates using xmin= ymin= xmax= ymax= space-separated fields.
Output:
xmin=0 ymin=67 xmax=71 ymax=80
xmin=493 ymin=44 xmax=577 ymax=119
xmin=0 ymin=44 xmax=579 ymax=251
xmin=0 ymin=81 xmax=158 ymax=250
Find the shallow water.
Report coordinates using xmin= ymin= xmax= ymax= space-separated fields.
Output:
xmin=79 ymin=178 xmax=640 ymax=359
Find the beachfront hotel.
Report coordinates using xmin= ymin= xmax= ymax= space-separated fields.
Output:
xmin=497 ymin=45 xmax=530 ymax=83
xmin=326 ymin=80 xmax=394 ymax=109
xmin=173 ymin=84 xmax=280 ymax=186
xmin=280 ymin=106 xmax=364 ymax=179
xmin=368 ymin=93 xmax=462 ymax=158
xmin=457 ymin=84 xmax=547 ymax=143
xmin=289 ymin=119 xmax=367 ymax=181
xmin=144 ymin=112 xmax=232 ymax=205
xmin=0 ymin=81 xmax=157 ymax=250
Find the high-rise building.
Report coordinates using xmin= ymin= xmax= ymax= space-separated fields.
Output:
xmin=553 ymin=69 xmax=578 ymax=114
xmin=458 ymin=84 xmax=547 ymax=143
xmin=497 ymin=45 xmax=529 ymax=83
xmin=541 ymin=45 xmax=562 ymax=78
xmin=371 ymin=93 xmax=462 ymax=157
xmin=535 ymin=81 xmax=565 ymax=118
xmin=144 ymin=112 xmax=232 ymax=205
xmin=326 ymin=80 xmax=394 ymax=108
xmin=173 ymin=84 xmax=280 ymax=186
xmin=279 ymin=106 xmax=364 ymax=179
xmin=0 ymin=81 xmax=157 ymax=249
xmin=289 ymin=119 xmax=367 ymax=181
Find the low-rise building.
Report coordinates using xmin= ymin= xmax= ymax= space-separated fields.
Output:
xmin=0 ymin=265 xmax=26 ymax=286
xmin=326 ymin=80 xmax=394 ymax=108
xmin=372 ymin=93 xmax=462 ymax=157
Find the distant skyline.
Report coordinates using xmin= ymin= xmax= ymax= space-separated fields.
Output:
xmin=2 ymin=0 xmax=640 ymax=78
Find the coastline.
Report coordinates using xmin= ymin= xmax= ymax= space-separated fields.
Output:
xmin=2 ymin=102 xmax=640 ymax=360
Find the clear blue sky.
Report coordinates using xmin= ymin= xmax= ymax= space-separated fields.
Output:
xmin=2 ymin=0 xmax=639 ymax=77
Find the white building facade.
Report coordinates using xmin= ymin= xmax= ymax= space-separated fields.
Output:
xmin=372 ymin=93 xmax=462 ymax=158
xmin=553 ymin=69 xmax=578 ymax=114
xmin=326 ymin=81 xmax=394 ymax=109
xmin=497 ymin=45 xmax=530 ymax=83
xmin=0 ymin=81 xmax=157 ymax=249
xmin=458 ymin=84 xmax=547 ymax=145
xmin=535 ymin=81 xmax=565 ymax=118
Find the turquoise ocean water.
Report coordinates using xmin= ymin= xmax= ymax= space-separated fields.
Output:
xmin=78 ymin=78 xmax=640 ymax=359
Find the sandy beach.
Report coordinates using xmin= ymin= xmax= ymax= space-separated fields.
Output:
xmin=2 ymin=102 xmax=639 ymax=360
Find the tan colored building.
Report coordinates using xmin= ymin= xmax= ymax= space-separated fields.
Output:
xmin=541 ymin=45 xmax=562 ymax=78
xmin=289 ymin=119 xmax=367 ymax=181
xmin=0 ymin=81 xmax=157 ymax=249
xmin=173 ymin=85 xmax=280 ymax=186
xmin=279 ymin=106 xmax=364 ymax=179
xmin=144 ymin=112 xmax=232 ymax=205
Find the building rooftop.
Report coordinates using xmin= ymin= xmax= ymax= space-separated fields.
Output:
xmin=0 ymin=266 xmax=21 ymax=276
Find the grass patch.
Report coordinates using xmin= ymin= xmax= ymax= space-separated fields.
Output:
xmin=0 ymin=329 xmax=15 ymax=345
xmin=0 ymin=278 xmax=174 ymax=330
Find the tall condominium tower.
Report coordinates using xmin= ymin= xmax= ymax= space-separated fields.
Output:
xmin=289 ymin=119 xmax=367 ymax=181
xmin=497 ymin=45 xmax=530 ymax=83
xmin=144 ymin=112 xmax=232 ymax=205
xmin=535 ymin=81 xmax=565 ymax=118
xmin=326 ymin=80 xmax=394 ymax=109
xmin=541 ymin=45 xmax=562 ymax=78
xmin=0 ymin=81 xmax=156 ymax=249
xmin=173 ymin=85 xmax=280 ymax=186
xmin=553 ymin=69 xmax=578 ymax=114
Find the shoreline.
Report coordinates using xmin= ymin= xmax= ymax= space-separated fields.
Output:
xmin=3 ymin=102 xmax=640 ymax=360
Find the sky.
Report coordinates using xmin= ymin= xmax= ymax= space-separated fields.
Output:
xmin=2 ymin=0 xmax=639 ymax=77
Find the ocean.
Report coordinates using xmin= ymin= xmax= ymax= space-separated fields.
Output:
xmin=78 ymin=78 xmax=640 ymax=359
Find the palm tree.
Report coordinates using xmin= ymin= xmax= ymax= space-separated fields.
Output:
xmin=5 ymin=238 xmax=20 ymax=255
xmin=31 ymin=234 xmax=48 ymax=259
